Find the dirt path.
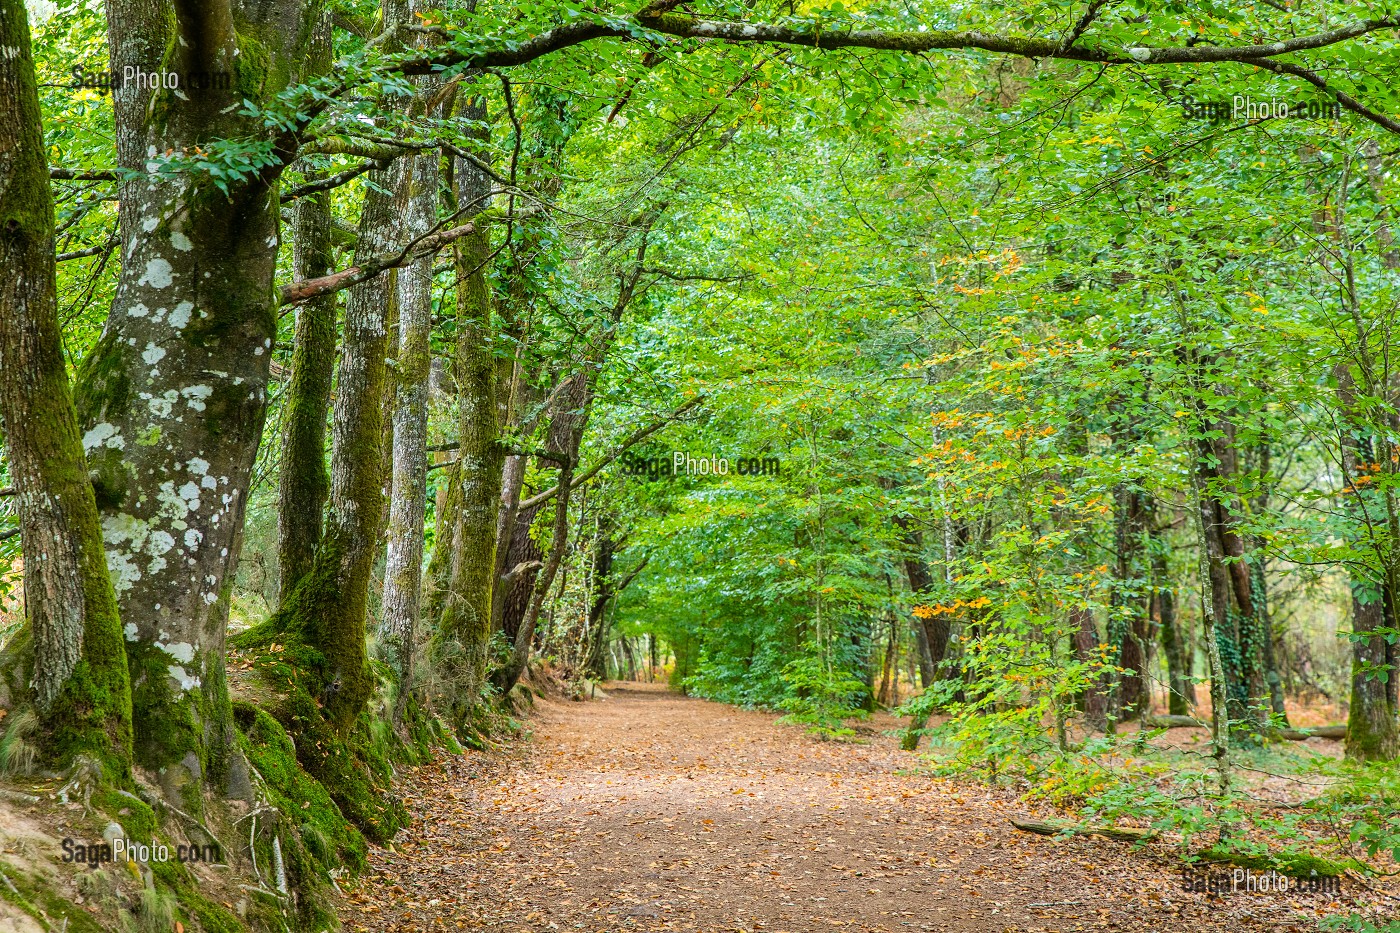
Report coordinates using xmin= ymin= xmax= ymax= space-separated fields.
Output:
xmin=339 ymin=684 xmax=1360 ymax=933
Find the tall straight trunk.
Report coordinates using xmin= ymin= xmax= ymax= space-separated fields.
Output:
xmin=240 ymin=144 xmax=409 ymax=837
xmin=381 ymin=142 xmax=439 ymax=722
xmin=1338 ymin=364 xmax=1400 ymax=760
xmin=876 ymin=614 xmax=898 ymax=707
xmin=269 ymin=151 xmax=407 ymax=724
xmin=78 ymin=0 xmax=308 ymax=801
xmin=437 ymin=97 xmax=505 ymax=715
xmin=1190 ymin=460 xmax=1233 ymax=797
xmin=1071 ymin=607 xmax=1109 ymax=731
xmin=1334 ymin=156 xmax=1400 ymax=761
xmin=277 ymin=190 xmax=337 ymax=599
xmin=1193 ymin=444 xmax=1256 ymax=738
xmin=1111 ymin=482 xmax=1151 ymax=721
xmin=1253 ymin=562 xmax=1286 ymax=719
xmin=0 ymin=0 xmax=132 ymax=770
xmin=1183 ymin=360 xmax=1267 ymax=740
xmin=421 ymin=459 xmax=462 ymax=628
xmin=276 ymin=12 xmax=336 ymax=602
xmin=892 ymin=517 xmax=949 ymax=675
xmin=1146 ymin=499 xmax=1193 ymax=715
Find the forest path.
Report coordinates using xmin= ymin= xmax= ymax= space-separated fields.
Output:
xmin=339 ymin=684 xmax=1321 ymax=933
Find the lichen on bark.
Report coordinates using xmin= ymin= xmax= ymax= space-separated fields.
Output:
xmin=0 ymin=0 xmax=133 ymax=776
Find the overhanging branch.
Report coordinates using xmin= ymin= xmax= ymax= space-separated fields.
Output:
xmin=519 ymin=394 xmax=705 ymax=510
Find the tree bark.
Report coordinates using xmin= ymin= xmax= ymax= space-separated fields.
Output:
xmin=277 ymin=12 xmax=337 ymax=601
xmin=277 ymin=186 xmax=338 ymax=600
xmin=1337 ymin=364 xmax=1400 ymax=760
xmin=1110 ymin=481 xmax=1151 ymax=722
xmin=0 ymin=0 xmax=132 ymax=772
xmin=1183 ymin=360 xmax=1267 ymax=741
xmin=1146 ymin=499 xmax=1193 ymax=716
xmin=78 ymin=0 xmax=308 ymax=802
xmin=436 ymin=97 xmax=505 ymax=716
xmin=380 ymin=141 xmax=439 ymax=723
xmin=270 ymin=148 xmax=407 ymax=720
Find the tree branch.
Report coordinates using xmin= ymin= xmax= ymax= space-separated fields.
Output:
xmin=1249 ymin=59 xmax=1400 ymax=136
xmin=279 ymin=206 xmax=528 ymax=306
xmin=49 ymin=167 xmax=116 ymax=181
xmin=635 ymin=13 xmax=1400 ymax=65
xmin=612 ymin=554 xmax=651 ymax=597
xmin=519 ymin=395 xmax=704 ymax=510
xmin=279 ymin=221 xmax=479 ymax=306
xmin=1059 ymin=0 xmax=1113 ymax=53
xmin=281 ymin=160 xmax=387 ymax=202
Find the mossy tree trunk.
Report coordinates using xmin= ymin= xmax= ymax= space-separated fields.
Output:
xmin=277 ymin=12 xmax=337 ymax=602
xmin=1312 ymin=154 xmax=1400 ymax=761
xmin=239 ymin=134 xmax=410 ymax=838
xmin=267 ymin=154 xmax=408 ymax=730
xmin=1338 ymin=364 xmax=1400 ymax=761
xmin=1183 ymin=360 xmax=1267 ymax=741
xmin=381 ymin=97 xmax=443 ymax=723
xmin=0 ymin=0 xmax=133 ymax=774
xmin=77 ymin=0 xmax=312 ymax=805
xmin=436 ymin=98 xmax=505 ymax=718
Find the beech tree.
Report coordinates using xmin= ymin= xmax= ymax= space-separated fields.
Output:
xmin=0 ymin=0 xmax=131 ymax=773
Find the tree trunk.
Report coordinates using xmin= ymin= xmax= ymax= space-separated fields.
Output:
xmin=1071 ymin=607 xmax=1109 ymax=731
xmin=78 ymin=0 xmax=307 ymax=803
xmin=0 ymin=0 xmax=132 ymax=772
xmin=421 ymin=459 xmax=462 ymax=628
xmin=277 ymin=190 xmax=337 ymax=599
xmin=1146 ymin=500 xmax=1194 ymax=716
xmin=892 ymin=517 xmax=949 ymax=675
xmin=583 ymin=534 xmax=616 ymax=680
xmin=1337 ymin=365 xmax=1400 ymax=760
xmin=1111 ymin=481 xmax=1149 ymax=721
xmin=381 ymin=139 xmax=439 ymax=724
xmin=1183 ymin=366 xmax=1267 ymax=741
xmin=436 ymin=97 xmax=505 ymax=716
xmin=491 ymin=372 xmax=591 ymax=695
xmin=276 ymin=13 xmax=337 ymax=602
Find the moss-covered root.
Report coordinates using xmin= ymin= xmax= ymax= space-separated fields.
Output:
xmin=235 ymin=700 xmax=367 ymax=929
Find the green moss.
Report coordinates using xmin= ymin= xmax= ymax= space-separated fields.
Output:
xmin=0 ymin=862 xmax=109 ymax=933
xmin=148 ymin=857 xmax=244 ymax=933
xmin=1196 ymin=845 xmax=1362 ymax=878
xmin=93 ymin=788 xmax=158 ymax=843
xmin=234 ymin=700 xmax=364 ymax=929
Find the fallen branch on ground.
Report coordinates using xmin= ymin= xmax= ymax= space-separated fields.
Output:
xmin=1143 ymin=715 xmax=1347 ymax=740
xmin=1011 ymin=819 xmax=1156 ymax=842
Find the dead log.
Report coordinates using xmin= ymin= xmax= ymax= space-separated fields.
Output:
xmin=1010 ymin=819 xmax=1155 ymax=842
xmin=1144 ymin=715 xmax=1346 ymax=741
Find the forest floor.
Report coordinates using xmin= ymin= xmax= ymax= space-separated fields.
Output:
xmin=338 ymin=683 xmax=1396 ymax=933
